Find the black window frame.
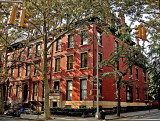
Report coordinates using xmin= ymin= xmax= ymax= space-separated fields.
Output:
xmin=66 ymin=80 xmax=72 ymax=101
xmin=80 ymin=79 xmax=87 ymax=100
xmin=126 ymin=85 xmax=133 ymax=102
xmin=68 ymin=34 xmax=74 ymax=48
xmin=67 ymin=55 xmax=73 ymax=70
xmin=81 ymin=31 xmax=88 ymax=45
xmin=55 ymin=58 xmax=60 ymax=72
xmin=81 ymin=52 xmax=87 ymax=68
xmin=56 ymin=39 xmax=62 ymax=51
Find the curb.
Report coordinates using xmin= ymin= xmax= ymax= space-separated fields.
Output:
xmin=105 ymin=110 xmax=160 ymax=120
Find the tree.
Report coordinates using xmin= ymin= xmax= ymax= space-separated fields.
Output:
xmin=1 ymin=0 xmax=114 ymax=119
xmin=102 ymin=29 xmax=147 ymax=116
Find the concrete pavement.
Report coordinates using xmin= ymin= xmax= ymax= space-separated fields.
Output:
xmin=1 ymin=109 xmax=159 ymax=121
xmin=105 ymin=109 xmax=159 ymax=120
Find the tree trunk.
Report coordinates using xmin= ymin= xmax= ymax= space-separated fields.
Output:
xmin=43 ymin=11 xmax=51 ymax=119
xmin=116 ymin=81 xmax=121 ymax=117
xmin=116 ymin=80 xmax=121 ymax=117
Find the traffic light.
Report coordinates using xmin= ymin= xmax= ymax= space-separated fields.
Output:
xmin=134 ymin=24 xmax=147 ymax=40
xmin=134 ymin=25 xmax=142 ymax=39
xmin=8 ymin=6 xmax=18 ymax=25
xmin=19 ymin=10 xmax=29 ymax=28
xmin=141 ymin=26 xmax=147 ymax=40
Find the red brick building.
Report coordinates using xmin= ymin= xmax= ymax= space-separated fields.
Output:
xmin=50 ymin=24 xmax=148 ymax=109
xmin=3 ymin=17 xmax=148 ymax=110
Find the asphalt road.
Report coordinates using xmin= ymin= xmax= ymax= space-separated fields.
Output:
xmin=114 ymin=111 xmax=160 ymax=121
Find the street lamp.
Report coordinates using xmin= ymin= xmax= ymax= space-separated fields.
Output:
xmin=95 ymin=33 xmax=100 ymax=119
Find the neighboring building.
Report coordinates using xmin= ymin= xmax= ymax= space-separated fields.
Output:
xmin=3 ymin=40 xmax=52 ymax=110
xmin=2 ymin=16 xmax=148 ymax=111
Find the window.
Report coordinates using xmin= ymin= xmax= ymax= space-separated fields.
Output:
xmin=136 ymin=87 xmax=139 ymax=100
xmin=99 ymin=79 xmax=102 ymax=96
xmin=80 ymin=79 xmax=87 ymax=100
xmin=136 ymin=68 xmax=138 ymax=80
xmin=33 ymin=83 xmax=38 ymax=100
xmin=55 ymin=58 xmax=60 ymax=72
xmin=144 ymin=88 xmax=148 ymax=101
xmin=47 ymin=59 xmax=51 ymax=73
xmin=27 ymin=47 xmax=32 ymax=58
xmin=81 ymin=52 xmax=87 ymax=68
xmin=98 ymin=53 xmax=102 ymax=68
xmin=10 ymin=67 xmax=14 ymax=76
xmin=115 ymin=41 xmax=119 ymax=53
xmin=16 ymin=85 xmax=20 ymax=97
xmin=143 ymin=72 xmax=147 ymax=82
xmin=35 ymin=44 xmax=41 ymax=56
xmin=19 ymin=51 xmax=23 ymax=60
xmin=68 ymin=35 xmax=74 ymax=48
xmin=56 ymin=39 xmax=62 ymax=51
xmin=26 ymin=64 xmax=30 ymax=76
xmin=47 ymin=42 xmax=51 ymax=54
xmin=129 ymin=68 xmax=133 ymax=79
xmin=54 ymin=81 xmax=59 ymax=91
xmin=42 ymin=83 xmax=44 ymax=99
xmin=66 ymin=80 xmax=72 ymax=101
xmin=34 ymin=63 xmax=39 ymax=76
xmin=18 ymin=65 xmax=22 ymax=77
xmin=97 ymin=31 xmax=102 ymax=45
xmin=126 ymin=85 xmax=133 ymax=102
xmin=67 ymin=55 xmax=73 ymax=70
xmin=81 ymin=31 xmax=88 ymax=45
xmin=9 ymin=86 xmax=12 ymax=97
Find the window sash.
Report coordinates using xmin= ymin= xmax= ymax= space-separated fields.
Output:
xmin=136 ymin=88 xmax=139 ymax=99
xmin=81 ymin=53 xmax=87 ymax=68
xmin=68 ymin=35 xmax=74 ymax=48
xmin=80 ymin=79 xmax=87 ymax=100
xmin=67 ymin=81 xmax=72 ymax=101
xmin=36 ymin=44 xmax=41 ymax=56
xmin=26 ymin=65 xmax=30 ymax=76
xmin=27 ymin=47 xmax=32 ymax=58
xmin=67 ymin=56 xmax=73 ymax=70
xmin=18 ymin=66 xmax=22 ymax=77
xmin=98 ymin=53 xmax=102 ymax=68
xmin=34 ymin=63 xmax=39 ymax=76
xmin=97 ymin=31 xmax=102 ymax=45
xmin=54 ymin=81 xmax=59 ymax=90
xmin=16 ymin=85 xmax=20 ymax=97
xmin=55 ymin=58 xmax=60 ymax=72
xmin=56 ymin=39 xmax=62 ymax=51
xmin=136 ymin=68 xmax=138 ymax=79
xmin=126 ymin=86 xmax=133 ymax=102
xmin=81 ymin=31 xmax=88 ymax=45
xmin=33 ymin=83 xmax=38 ymax=100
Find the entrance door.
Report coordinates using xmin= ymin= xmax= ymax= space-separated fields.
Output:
xmin=23 ymin=84 xmax=28 ymax=102
xmin=53 ymin=102 xmax=57 ymax=107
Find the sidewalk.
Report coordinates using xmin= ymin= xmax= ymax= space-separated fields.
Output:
xmin=19 ymin=109 xmax=160 ymax=121
xmin=104 ymin=109 xmax=159 ymax=120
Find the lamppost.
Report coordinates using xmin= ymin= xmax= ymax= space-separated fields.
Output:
xmin=95 ymin=34 xmax=100 ymax=119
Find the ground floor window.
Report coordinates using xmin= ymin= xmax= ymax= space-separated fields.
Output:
xmin=80 ymin=79 xmax=87 ymax=100
xmin=33 ymin=83 xmax=38 ymax=100
xmin=66 ymin=80 xmax=72 ymax=101
xmin=126 ymin=85 xmax=133 ymax=102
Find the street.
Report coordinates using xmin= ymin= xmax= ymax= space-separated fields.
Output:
xmin=114 ymin=112 xmax=160 ymax=121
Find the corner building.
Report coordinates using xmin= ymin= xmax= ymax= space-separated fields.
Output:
xmin=4 ymin=17 xmax=148 ymax=110
xmin=50 ymin=24 xmax=148 ymax=109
